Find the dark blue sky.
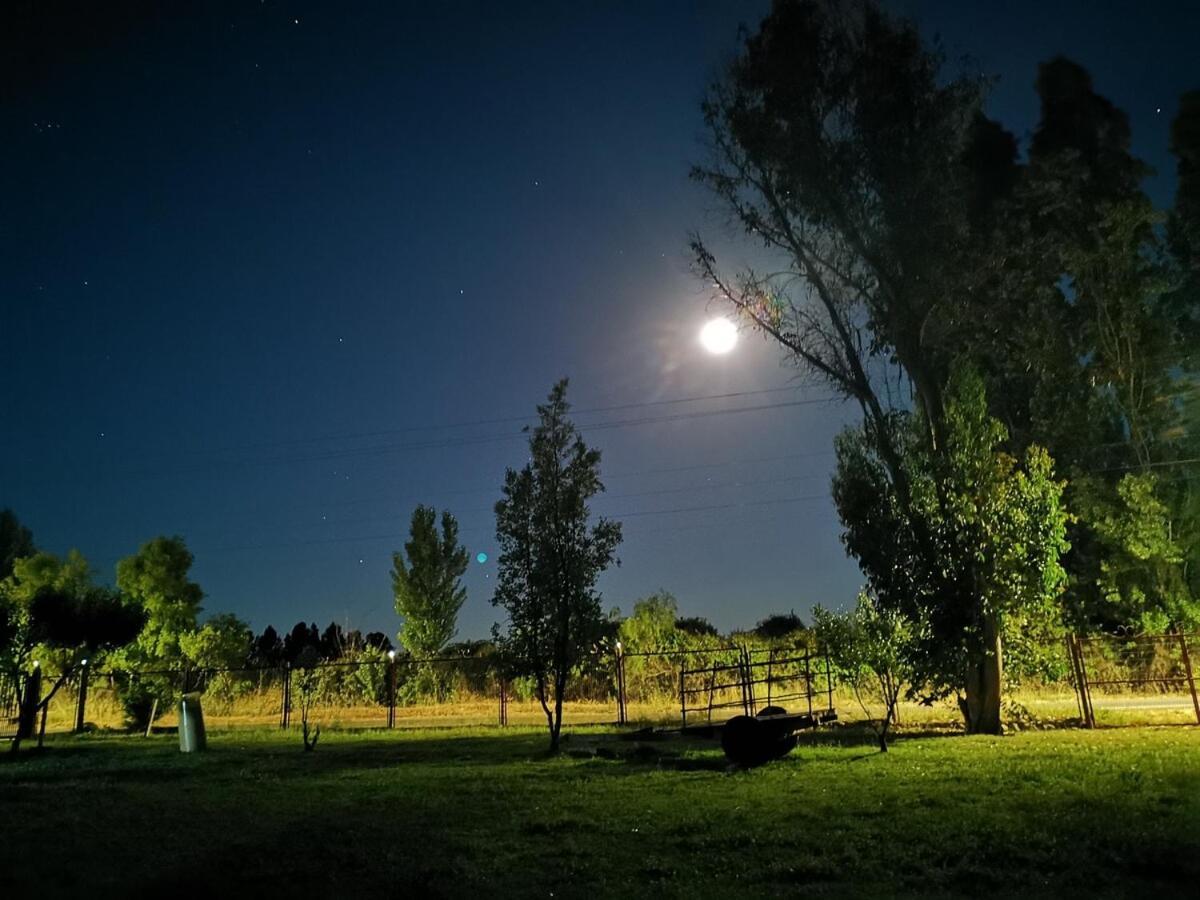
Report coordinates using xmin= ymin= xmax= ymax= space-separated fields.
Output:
xmin=3 ymin=1 xmax=1196 ymax=639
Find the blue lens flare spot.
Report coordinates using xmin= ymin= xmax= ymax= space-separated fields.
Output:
xmin=476 ymin=552 xmax=488 ymax=564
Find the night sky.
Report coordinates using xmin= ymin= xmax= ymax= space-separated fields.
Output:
xmin=3 ymin=1 xmax=1197 ymax=640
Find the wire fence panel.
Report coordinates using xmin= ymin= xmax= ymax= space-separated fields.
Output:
xmin=1 ymin=673 xmax=21 ymax=738
xmin=1070 ymin=632 xmax=1200 ymax=727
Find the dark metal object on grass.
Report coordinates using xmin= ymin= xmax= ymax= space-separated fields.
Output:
xmin=670 ymin=649 xmax=839 ymax=765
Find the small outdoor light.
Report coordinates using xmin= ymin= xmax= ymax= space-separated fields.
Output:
xmin=387 ymin=650 xmax=396 ymax=661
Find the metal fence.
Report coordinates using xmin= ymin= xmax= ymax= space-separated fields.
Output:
xmin=10 ymin=631 xmax=1194 ymax=739
xmin=1067 ymin=632 xmax=1200 ymax=727
xmin=1 ymin=673 xmax=20 ymax=738
xmin=680 ymin=647 xmax=835 ymax=728
xmin=9 ymin=644 xmax=814 ymax=738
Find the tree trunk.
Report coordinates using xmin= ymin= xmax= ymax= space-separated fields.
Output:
xmin=962 ymin=613 xmax=1003 ymax=734
xmin=549 ymin=676 xmax=565 ymax=753
xmin=536 ymin=678 xmax=554 ymax=743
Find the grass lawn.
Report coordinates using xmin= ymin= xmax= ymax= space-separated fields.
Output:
xmin=2 ymin=724 xmax=1198 ymax=897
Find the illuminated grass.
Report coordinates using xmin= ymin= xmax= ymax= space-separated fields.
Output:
xmin=2 ymin=724 xmax=1197 ymax=895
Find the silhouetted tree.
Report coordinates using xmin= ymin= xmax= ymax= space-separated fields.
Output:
xmin=252 ymin=625 xmax=284 ymax=666
xmin=364 ymin=631 xmax=393 ymax=652
xmin=492 ymin=380 xmax=622 ymax=752
xmin=753 ymin=613 xmax=806 ymax=641
xmin=675 ymin=616 xmax=720 ymax=638
xmin=320 ymin=622 xmax=345 ymax=659
xmin=0 ymin=509 xmax=35 ymax=580
xmin=14 ymin=585 xmax=144 ymax=751
xmin=283 ymin=622 xmax=320 ymax=662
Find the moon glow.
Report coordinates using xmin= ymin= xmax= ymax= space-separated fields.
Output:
xmin=699 ymin=317 xmax=738 ymax=354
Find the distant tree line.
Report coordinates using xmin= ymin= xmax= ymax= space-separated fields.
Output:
xmin=247 ymin=622 xmax=393 ymax=668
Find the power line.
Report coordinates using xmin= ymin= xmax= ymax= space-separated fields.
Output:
xmin=612 ymin=492 xmax=830 ymax=519
xmin=318 ymin=449 xmax=837 ymax=511
xmin=237 ymin=397 xmax=841 ymax=468
xmin=1089 ymin=456 xmax=1200 ymax=475
xmin=108 ymin=492 xmax=834 ymax=560
xmin=219 ymin=385 xmax=811 ymax=452
xmin=311 ymin=472 xmax=830 ymax=528
xmin=39 ymin=394 xmax=841 ymax=486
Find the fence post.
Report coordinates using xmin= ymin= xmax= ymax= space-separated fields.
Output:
xmin=679 ymin=666 xmax=687 ymax=729
xmin=766 ymin=652 xmax=774 ymax=707
xmin=280 ymin=663 xmax=291 ymax=729
xmin=742 ymin=646 xmax=756 ymax=716
xmin=1071 ymin=635 xmax=1096 ymax=728
xmin=824 ymin=653 xmax=834 ymax=716
xmin=736 ymin=649 xmax=747 ymax=717
xmin=704 ymin=664 xmax=712 ymax=724
xmin=17 ymin=662 xmax=41 ymax=741
xmin=804 ymin=653 xmax=813 ymax=719
xmin=1065 ymin=635 xmax=1084 ymax=723
xmin=1176 ymin=632 xmax=1200 ymax=726
xmin=74 ymin=658 xmax=90 ymax=733
xmin=614 ymin=643 xmax=627 ymax=726
xmin=387 ymin=651 xmax=397 ymax=729
xmin=498 ymin=679 xmax=508 ymax=726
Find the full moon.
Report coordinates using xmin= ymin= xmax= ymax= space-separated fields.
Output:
xmin=699 ymin=317 xmax=738 ymax=354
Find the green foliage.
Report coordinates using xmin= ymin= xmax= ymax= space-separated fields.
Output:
xmin=116 ymin=536 xmax=203 ymax=662
xmin=492 ymin=379 xmax=623 ymax=749
xmin=813 ymin=593 xmax=912 ymax=750
xmin=179 ymin=613 xmax=253 ymax=669
xmin=617 ymin=591 xmax=680 ymax=651
xmin=392 ymin=506 xmax=469 ymax=657
xmin=293 ymin=645 xmax=322 ymax=751
xmin=2 ymin=564 xmax=144 ymax=749
xmin=690 ymin=0 xmax=1197 ymax=727
xmin=954 ymin=60 xmax=1200 ymax=635
xmin=112 ymin=536 xmax=204 ymax=727
xmin=0 ymin=549 xmax=95 ymax=675
xmin=1077 ymin=473 xmax=1195 ymax=631
xmin=332 ymin=648 xmax=390 ymax=706
xmin=614 ymin=592 xmax=730 ymax=704
xmin=833 ymin=367 xmax=1071 ymax=714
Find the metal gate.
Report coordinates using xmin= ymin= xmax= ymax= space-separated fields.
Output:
xmin=1067 ymin=632 xmax=1200 ymax=727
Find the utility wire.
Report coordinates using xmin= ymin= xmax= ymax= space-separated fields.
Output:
xmin=220 ymin=385 xmax=811 ymax=452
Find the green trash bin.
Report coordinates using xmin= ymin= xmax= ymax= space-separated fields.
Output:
xmin=179 ymin=692 xmax=207 ymax=753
